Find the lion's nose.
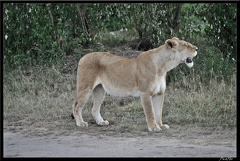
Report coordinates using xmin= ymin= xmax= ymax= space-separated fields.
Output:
xmin=195 ymin=48 xmax=198 ymax=51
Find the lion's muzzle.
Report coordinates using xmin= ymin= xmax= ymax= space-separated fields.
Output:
xmin=185 ymin=57 xmax=194 ymax=68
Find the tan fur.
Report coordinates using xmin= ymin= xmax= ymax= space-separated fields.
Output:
xmin=72 ymin=37 xmax=198 ymax=132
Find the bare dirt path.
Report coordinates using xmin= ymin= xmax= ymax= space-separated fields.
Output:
xmin=3 ymin=130 xmax=236 ymax=158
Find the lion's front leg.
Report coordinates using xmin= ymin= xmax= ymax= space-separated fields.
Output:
xmin=152 ymin=94 xmax=169 ymax=129
xmin=140 ymin=93 xmax=161 ymax=132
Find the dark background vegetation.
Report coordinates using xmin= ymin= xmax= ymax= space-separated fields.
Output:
xmin=3 ymin=3 xmax=236 ymax=82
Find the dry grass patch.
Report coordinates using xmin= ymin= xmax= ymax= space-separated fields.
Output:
xmin=3 ymin=64 xmax=236 ymax=141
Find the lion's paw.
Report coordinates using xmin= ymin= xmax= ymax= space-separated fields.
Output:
xmin=76 ymin=121 xmax=88 ymax=127
xmin=161 ymin=124 xmax=170 ymax=129
xmin=97 ymin=120 xmax=109 ymax=126
xmin=148 ymin=124 xmax=162 ymax=132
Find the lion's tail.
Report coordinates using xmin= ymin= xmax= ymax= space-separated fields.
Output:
xmin=71 ymin=102 xmax=78 ymax=119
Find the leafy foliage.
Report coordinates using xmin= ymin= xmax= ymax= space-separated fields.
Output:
xmin=204 ymin=3 xmax=237 ymax=59
xmin=129 ymin=3 xmax=184 ymax=46
xmin=3 ymin=3 xmax=236 ymax=82
xmin=4 ymin=3 xmax=91 ymax=67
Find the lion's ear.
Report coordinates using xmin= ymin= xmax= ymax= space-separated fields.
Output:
xmin=165 ymin=39 xmax=178 ymax=48
xmin=172 ymin=37 xmax=179 ymax=40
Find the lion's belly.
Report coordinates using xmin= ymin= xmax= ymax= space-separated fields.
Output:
xmin=101 ymin=83 xmax=140 ymax=97
xmin=101 ymin=79 xmax=166 ymax=97
xmin=99 ymin=70 xmax=140 ymax=97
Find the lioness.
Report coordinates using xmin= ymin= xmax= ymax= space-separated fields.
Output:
xmin=72 ymin=37 xmax=198 ymax=132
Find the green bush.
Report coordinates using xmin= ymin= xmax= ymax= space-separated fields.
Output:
xmin=3 ymin=3 xmax=236 ymax=83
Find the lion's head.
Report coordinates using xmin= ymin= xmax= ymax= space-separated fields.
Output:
xmin=165 ymin=37 xmax=198 ymax=68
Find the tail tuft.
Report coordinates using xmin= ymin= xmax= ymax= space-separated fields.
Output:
xmin=71 ymin=102 xmax=77 ymax=119
xmin=71 ymin=113 xmax=74 ymax=119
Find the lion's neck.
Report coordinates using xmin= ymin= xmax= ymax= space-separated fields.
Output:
xmin=150 ymin=46 xmax=180 ymax=74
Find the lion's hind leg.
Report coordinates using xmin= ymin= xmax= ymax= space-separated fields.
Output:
xmin=72 ymin=88 xmax=92 ymax=127
xmin=91 ymin=84 xmax=109 ymax=126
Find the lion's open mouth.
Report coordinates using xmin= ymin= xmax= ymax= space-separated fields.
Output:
xmin=185 ymin=57 xmax=194 ymax=68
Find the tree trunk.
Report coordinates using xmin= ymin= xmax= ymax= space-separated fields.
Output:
xmin=76 ymin=3 xmax=90 ymax=47
xmin=167 ymin=3 xmax=182 ymax=36
xmin=46 ymin=3 xmax=62 ymax=49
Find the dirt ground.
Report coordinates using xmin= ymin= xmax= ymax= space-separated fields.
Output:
xmin=3 ymin=129 xmax=236 ymax=158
